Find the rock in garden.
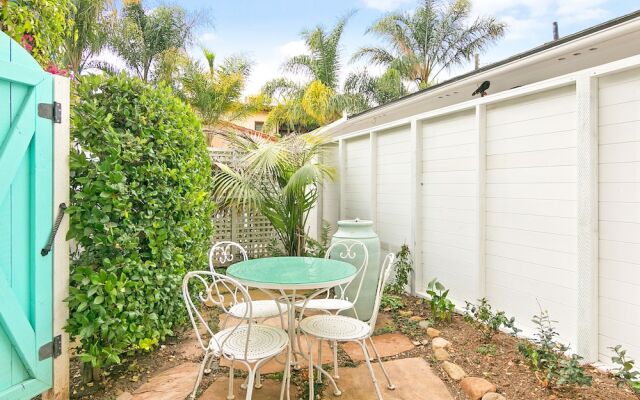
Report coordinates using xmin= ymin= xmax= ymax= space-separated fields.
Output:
xmin=399 ymin=310 xmax=413 ymax=317
xmin=418 ymin=320 xmax=430 ymax=329
xmin=412 ymin=340 xmax=422 ymax=346
xmin=426 ymin=327 xmax=441 ymax=338
xmin=434 ymin=348 xmax=449 ymax=361
xmin=410 ymin=315 xmax=423 ymax=322
xmin=431 ymin=337 xmax=451 ymax=350
xmin=482 ymin=393 xmax=506 ymax=400
xmin=420 ymin=339 xmax=429 ymax=346
xmin=442 ymin=361 xmax=466 ymax=381
xmin=460 ymin=377 xmax=497 ymax=400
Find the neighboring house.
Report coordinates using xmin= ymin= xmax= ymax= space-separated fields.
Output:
xmin=204 ymin=121 xmax=276 ymax=150
xmin=315 ymin=10 xmax=640 ymax=366
xmin=232 ymin=110 xmax=271 ymax=133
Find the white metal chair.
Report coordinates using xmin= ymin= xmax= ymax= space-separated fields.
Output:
xmin=209 ymin=241 xmax=285 ymax=323
xmin=183 ymin=270 xmax=291 ymax=400
xmin=298 ymin=253 xmax=396 ymax=400
xmin=294 ymin=239 xmax=369 ymax=378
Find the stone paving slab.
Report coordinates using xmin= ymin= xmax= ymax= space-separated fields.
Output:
xmin=200 ymin=375 xmax=293 ymax=399
xmin=342 ymin=333 xmax=415 ymax=361
xmin=130 ymin=362 xmax=200 ymax=400
xmin=323 ymin=357 xmax=453 ymax=400
xmin=219 ymin=334 xmax=334 ymax=373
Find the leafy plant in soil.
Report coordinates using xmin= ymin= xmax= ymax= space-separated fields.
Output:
xmin=464 ymin=297 xmax=520 ymax=342
xmin=610 ymin=345 xmax=640 ymax=397
xmin=476 ymin=343 xmax=497 ymax=356
xmin=517 ymin=309 xmax=592 ymax=388
xmin=386 ymin=244 xmax=413 ymax=294
xmin=426 ymin=278 xmax=455 ymax=324
xmin=380 ymin=293 xmax=404 ymax=312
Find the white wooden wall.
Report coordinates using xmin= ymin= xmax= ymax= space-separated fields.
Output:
xmin=316 ymin=56 xmax=640 ymax=365
xmin=597 ymin=67 xmax=640 ymax=363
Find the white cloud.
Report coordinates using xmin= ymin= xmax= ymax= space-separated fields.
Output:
xmin=279 ymin=40 xmax=307 ymax=58
xmin=556 ymin=0 xmax=610 ymax=21
xmin=361 ymin=0 xmax=413 ymax=12
xmin=198 ymin=31 xmax=219 ymax=48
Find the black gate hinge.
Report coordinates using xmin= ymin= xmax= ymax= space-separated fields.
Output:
xmin=38 ymin=102 xmax=62 ymax=123
xmin=38 ymin=335 xmax=62 ymax=360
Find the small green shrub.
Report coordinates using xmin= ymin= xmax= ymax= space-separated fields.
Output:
xmin=305 ymin=220 xmax=332 ymax=258
xmin=386 ymin=244 xmax=413 ymax=294
xmin=464 ymin=297 xmax=520 ymax=342
xmin=66 ymin=74 xmax=215 ymax=372
xmin=517 ymin=310 xmax=592 ymax=388
xmin=380 ymin=294 xmax=404 ymax=312
xmin=426 ymin=278 xmax=455 ymax=323
xmin=610 ymin=345 xmax=640 ymax=396
xmin=476 ymin=343 xmax=497 ymax=356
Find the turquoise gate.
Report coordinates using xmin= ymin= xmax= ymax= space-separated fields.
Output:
xmin=0 ymin=32 xmax=55 ymax=399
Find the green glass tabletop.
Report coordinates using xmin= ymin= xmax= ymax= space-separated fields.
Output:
xmin=226 ymin=256 xmax=357 ymax=289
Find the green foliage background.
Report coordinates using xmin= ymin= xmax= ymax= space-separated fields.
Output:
xmin=66 ymin=74 xmax=215 ymax=367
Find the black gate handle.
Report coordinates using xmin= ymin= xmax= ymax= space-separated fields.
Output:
xmin=41 ymin=203 xmax=67 ymax=256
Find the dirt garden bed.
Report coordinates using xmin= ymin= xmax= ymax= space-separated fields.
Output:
xmin=68 ymin=294 xmax=638 ymax=400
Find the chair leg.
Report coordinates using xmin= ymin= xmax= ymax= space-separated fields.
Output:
xmin=255 ymin=369 xmax=262 ymax=389
xmin=227 ymin=361 xmax=235 ymax=400
xmin=204 ymin=353 xmax=217 ymax=374
xmin=280 ymin=345 xmax=292 ymax=400
xmin=332 ymin=340 xmax=339 ymax=379
xmin=307 ymin=337 xmax=315 ymax=400
xmin=190 ymin=350 xmax=211 ymax=400
xmin=367 ymin=337 xmax=395 ymax=390
xmin=317 ymin=339 xmax=323 ymax=382
xmin=357 ymin=340 xmax=384 ymax=400
xmin=245 ymin=367 xmax=256 ymax=400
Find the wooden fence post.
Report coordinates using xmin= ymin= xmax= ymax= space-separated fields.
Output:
xmin=42 ymin=75 xmax=70 ymax=400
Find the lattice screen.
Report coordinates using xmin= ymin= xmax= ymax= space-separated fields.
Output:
xmin=209 ymin=149 xmax=278 ymax=263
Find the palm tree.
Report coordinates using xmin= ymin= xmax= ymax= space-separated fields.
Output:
xmin=212 ymin=132 xmax=336 ymax=256
xmin=63 ymin=0 xmax=110 ymax=78
xmin=180 ymin=49 xmax=267 ymax=125
xmin=262 ymin=11 xmax=355 ymax=132
xmin=353 ymin=0 xmax=505 ymax=90
xmin=344 ymin=67 xmax=408 ymax=109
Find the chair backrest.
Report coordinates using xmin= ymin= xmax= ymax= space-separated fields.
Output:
xmin=208 ymin=241 xmax=248 ymax=274
xmin=325 ymin=239 xmax=369 ymax=304
xmin=182 ymin=270 xmax=254 ymax=359
xmin=366 ymin=252 xmax=396 ymax=329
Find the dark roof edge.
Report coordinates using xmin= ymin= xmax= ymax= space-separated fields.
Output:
xmin=347 ymin=9 xmax=640 ymax=120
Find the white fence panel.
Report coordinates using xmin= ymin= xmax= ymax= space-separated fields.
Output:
xmin=376 ymin=125 xmax=411 ymax=249
xmin=485 ymin=85 xmax=578 ymax=345
xmin=597 ymin=67 xmax=640 ymax=363
xmin=421 ymin=110 xmax=477 ymax=303
xmin=344 ymin=136 xmax=371 ymax=220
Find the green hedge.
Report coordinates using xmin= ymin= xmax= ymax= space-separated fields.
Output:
xmin=66 ymin=74 xmax=215 ymax=368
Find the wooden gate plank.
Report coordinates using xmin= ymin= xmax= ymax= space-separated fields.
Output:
xmin=0 ymin=273 xmax=37 ymax=377
xmin=0 ymin=60 xmax=43 ymax=86
xmin=0 ymin=87 xmax=35 ymax=200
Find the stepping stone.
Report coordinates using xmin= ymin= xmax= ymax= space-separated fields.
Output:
xmin=323 ymin=357 xmax=453 ymax=400
xmin=342 ymin=333 xmax=414 ymax=361
xmin=200 ymin=375 xmax=293 ymax=399
xmin=374 ymin=313 xmax=394 ymax=330
xmin=432 ymin=337 xmax=451 ymax=350
xmin=130 ymin=362 xmax=200 ymax=400
xmin=427 ymin=327 xmax=441 ymax=338
xmin=461 ymin=377 xmax=497 ymax=400
xmin=219 ymin=335 xmax=333 ymax=374
xmin=434 ymin=348 xmax=450 ymax=361
xmin=442 ymin=361 xmax=466 ymax=381
xmin=483 ymin=393 xmax=506 ymax=400
xmin=175 ymin=331 xmax=204 ymax=360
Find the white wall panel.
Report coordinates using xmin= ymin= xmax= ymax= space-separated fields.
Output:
xmin=322 ymin=143 xmax=340 ymax=235
xmin=376 ymin=126 xmax=411 ymax=249
xmin=598 ymin=67 xmax=640 ymax=363
xmin=343 ymin=136 xmax=371 ymax=220
xmin=485 ymin=85 xmax=578 ymax=344
xmin=421 ymin=110 xmax=477 ymax=302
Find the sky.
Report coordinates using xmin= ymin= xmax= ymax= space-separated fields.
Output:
xmin=146 ymin=0 xmax=640 ymax=95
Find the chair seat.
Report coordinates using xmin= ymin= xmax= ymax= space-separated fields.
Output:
xmin=299 ymin=314 xmax=372 ymax=341
xmin=228 ymin=300 xmax=284 ymax=319
xmin=210 ymin=324 xmax=288 ymax=362
xmin=295 ymin=298 xmax=354 ymax=311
